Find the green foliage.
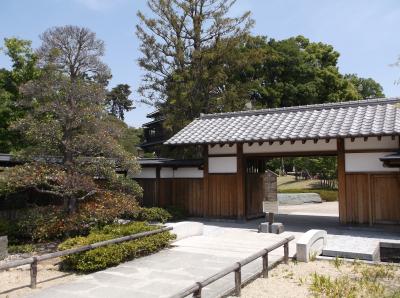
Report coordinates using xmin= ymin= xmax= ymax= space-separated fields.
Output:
xmin=132 ymin=207 xmax=172 ymax=223
xmin=0 ymin=38 xmax=40 ymax=153
xmin=0 ymin=217 xmax=10 ymax=236
xmin=345 ymin=74 xmax=385 ymax=99
xmin=58 ymin=222 xmax=175 ymax=272
xmin=332 ymin=256 xmax=344 ymax=269
xmin=2 ymin=192 xmax=140 ymax=243
xmin=8 ymin=243 xmax=35 ymax=254
xmin=278 ymin=188 xmax=338 ymax=202
xmin=106 ymin=84 xmax=134 ymax=120
xmin=165 ymin=205 xmax=187 ymax=221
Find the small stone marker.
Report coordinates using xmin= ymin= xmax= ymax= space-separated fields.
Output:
xmin=271 ymin=223 xmax=284 ymax=234
xmin=296 ymin=229 xmax=327 ymax=262
xmin=0 ymin=236 xmax=8 ymax=260
xmin=258 ymin=222 xmax=270 ymax=233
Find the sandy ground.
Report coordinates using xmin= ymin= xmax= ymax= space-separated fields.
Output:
xmin=238 ymin=260 xmax=400 ymax=298
xmin=0 ymin=258 xmax=77 ymax=298
xmin=279 ymin=201 xmax=338 ymax=216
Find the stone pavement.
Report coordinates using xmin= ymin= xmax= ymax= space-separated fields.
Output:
xmin=27 ymin=226 xmax=295 ymax=298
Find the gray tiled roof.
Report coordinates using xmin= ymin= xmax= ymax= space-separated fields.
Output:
xmin=165 ymin=98 xmax=400 ymax=145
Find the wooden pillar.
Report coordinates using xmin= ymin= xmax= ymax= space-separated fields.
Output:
xmin=237 ymin=143 xmax=245 ymax=219
xmin=156 ymin=166 xmax=161 ymax=206
xmin=203 ymin=145 xmax=209 ymax=218
xmin=337 ymin=138 xmax=347 ymax=224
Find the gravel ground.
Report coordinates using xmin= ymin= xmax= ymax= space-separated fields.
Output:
xmin=0 ymin=258 xmax=77 ymax=298
xmin=237 ymin=259 xmax=400 ymax=298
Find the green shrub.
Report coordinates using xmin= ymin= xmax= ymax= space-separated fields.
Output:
xmin=59 ymin=222 xmax=175 ymax=272
xmin=131 ymin=207 xmax=172 ymax=223
xmin=278 ymin=189 xmax=338 ymax=202
xmin=165 ymin=205 xmax=186 ymax=221
xmin=0 ymin=218 xmax=10 ymax=236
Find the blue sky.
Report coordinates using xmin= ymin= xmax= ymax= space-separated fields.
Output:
xmin=1 ymin=0 xmax=399 ymax=128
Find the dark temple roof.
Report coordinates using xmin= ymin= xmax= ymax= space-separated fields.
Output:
xmin=165 ymin=98 xmax=400 ymax=145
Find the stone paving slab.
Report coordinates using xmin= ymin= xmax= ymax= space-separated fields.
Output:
xmin=27 ymin=229 xmax=294 ymax=298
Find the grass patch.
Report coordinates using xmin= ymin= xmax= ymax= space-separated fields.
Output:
xmin=59 ymin=222 xmax=175 ymax=273
xmin=8 ymin=243 xmax=35 ymax=254
xmin=309 ymin=262 xmax=398 ymax=298
xmin=278 ymin=188 xmax=338 ymax=202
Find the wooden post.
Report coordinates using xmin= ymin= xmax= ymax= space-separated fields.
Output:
xmin=30 ymin=257 xmax=38 ymax=289
xmin=156 ymin=166 xmax=161 ymax=206
xmin=262 ymin=252 xmax=268 ymax=278
xmin=193 ymin=282 xmax=202 ymax=298
xmin=234 ymin=263 xmax=242 ymax=296
xmin=203 ymin=145 xmax=209 ymax=218
xmin=237 ymin=143 xmax=245 ymax=219
xmin=284 ymin=243 xmax=289 ymax=264
xmin=268 ymin=212 xmax=274 ymax=233
xmin=337 ymin=138 xmax=347 ymax=224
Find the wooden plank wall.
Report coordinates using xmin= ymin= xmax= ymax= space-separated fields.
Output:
xmin=344 ymin=173 xmax=400 ymax=224
xmin=207 ymin=174 xmax=238 ymax=218
xmin=245 ymin=173 xmax=264 ymax=218
xmin=134 ymin=178 xmax=204 ymax=217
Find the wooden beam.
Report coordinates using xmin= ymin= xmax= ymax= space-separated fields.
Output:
xmin=210 ymin=144 xmax=216 ymax=148
xmin=325 ymin=139 xmax=330 ymax=143
xmin=364 ymin=137 xmax=368 ymax=142
xmin=258 ymin=141 xmax=264 ymax=146
xmin=290 ymin=140 xmax=295 ymax=145
xmin=313 ymin=139 xmax=318 ymax=144
xmin=269 ymin=141 xmax=274 ymax=145
xmin=377 ymin=136 xmax=382 ymax=141
xmin=229 ymin=143 xmax=234 ymax=147
xmin=302 ymin=139 xmax=307 ymax=144
xmin=279 ymin=140 xmax=284 ymax=145
xmin=350 ymin=137 xmax=355 ymax=142
xmin=337 ymin=138 xmax=347 ymax=224
xmin=248 ymin=142 xmax=254 ymax=147
xmin=219 ymin=143 xmax=224 ymax=147
xmin=236 ymin=143 xmax=245 ymax=219
xmin=203 ymin=145 xmax=209 ymax=218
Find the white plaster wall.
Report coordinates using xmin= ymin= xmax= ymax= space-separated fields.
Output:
xmin=243 ymin=139 xmax=337 ymax=154
xmin=208 ymin=156 xmax=237 ymax=173
xmin=345 ymin=136 xmax=399 ymax=150
xmin=345 ymin=152 xmax=399 ymax=172
xmin=173 ymin=167 xmax=204 ymax=178
xmin=209 ymin=144 xmax=237 ymax=155
xmin=131 ymin=168 xmax=157 ymax=179
xmin=160 ymin=168 xmax=174 ymax=178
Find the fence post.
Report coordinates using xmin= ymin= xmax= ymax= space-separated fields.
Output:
xmin=30 ymin=257 xmax=38 ymax=289
xmin=262 ymin=252 xmax=268 ymax=278
xmin=193 ymin=282 xmax=202 ymax=298
xmin=234 ymin=263 xmax=241 ymax=296
xmin=284 ymin=242 xmax=289 ymax=264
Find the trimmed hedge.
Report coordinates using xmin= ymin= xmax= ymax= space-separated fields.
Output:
xmin=133 ymin=207 xmax=172 ymax=223
xmin=58 ymin=222 xmax=175 ymax=272
xmin=278 ymin=188 xmax=338 ymax=202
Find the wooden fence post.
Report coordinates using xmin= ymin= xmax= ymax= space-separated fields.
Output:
xmin=193 ymin=282 xmax=202 ymax=298
xmin=284 ymin=242 xmax=289 ymax=264
xmin=262 ymin=252 xmax=268 ymax=278
xmin=30 ymin=257 xmax=38 ymax=289
xmin=234 ymin=263 xmax=241 ymax=296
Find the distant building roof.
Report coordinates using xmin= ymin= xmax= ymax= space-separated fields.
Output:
xmin=146 ymin=110 xmax=161 ymax=118
xmin=165 ymin=98 xmax=400 ymax=145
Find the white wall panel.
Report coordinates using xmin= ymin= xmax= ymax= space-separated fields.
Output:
xmin=345 ymin=136 xmax=399 ymax=150
xmin=173 ymin=167 xmax=204 ymax=178
xmin=208 ymin=157 xmax=237 ymax=173
xmin=243 ymin=139 xmax=337 ymax=154
xmin=209 ymin=144 xmax=237 ymax=155
xmin=131 ymin=168 xmax=157 ymax=179
xmin=345 ymin=152 xmax=399 ymax=172
xmin=160 ymin=168 xmax=174 ymax=178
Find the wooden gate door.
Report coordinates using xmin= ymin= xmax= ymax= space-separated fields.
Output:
xmin=245 ymin=159 xmax=266 ymax=219
xmin=371 ymin=173 xmax=400 ymax=224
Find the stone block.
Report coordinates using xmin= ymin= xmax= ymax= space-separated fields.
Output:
xmin=296 ymin=229 xmax=327 ymax=262
xmin=258 ymin=222 xmax=269 ymax=233
xmin=166 ymin=222 xmax=203 ymax=241
xmin=0 ymin=236 xmax=8 ymax=260
xmin=271 ymin=222 xmax=284 ymax=234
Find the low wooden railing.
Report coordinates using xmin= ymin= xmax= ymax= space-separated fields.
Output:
xmin=169 ymin=235 xmax=295 ymax=298
xmin=0 ymin=226 xmax=173 ymax=289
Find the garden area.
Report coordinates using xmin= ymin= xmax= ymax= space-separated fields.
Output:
xmin=239 ymin=258 xmax=400 ymax=298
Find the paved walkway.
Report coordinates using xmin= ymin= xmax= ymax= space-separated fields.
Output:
xmin=28 ymin=226 xmax=295 ymax=298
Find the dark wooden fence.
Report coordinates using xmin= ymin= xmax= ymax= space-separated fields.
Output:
xmin=169 ymin=235 xmax=294 ymax=298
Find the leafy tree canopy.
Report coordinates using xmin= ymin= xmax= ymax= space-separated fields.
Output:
xmin=106 ymin=84 xmax=134 ymax=120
